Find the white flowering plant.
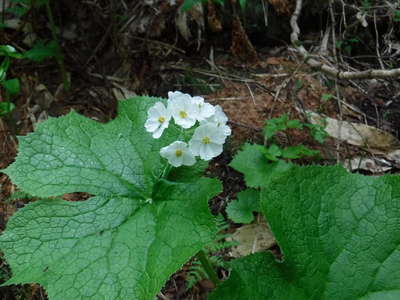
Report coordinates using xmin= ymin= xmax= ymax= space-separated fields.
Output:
xmin=145 ymin=90 xmax=231 ymax=167
xmin=0 ymin=92 xmax=230 ymax=300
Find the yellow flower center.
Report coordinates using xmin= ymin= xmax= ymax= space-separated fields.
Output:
xmin=175 ymin=149 xmax=183 ymax=157
xmin=202 ymin=136 xmax=211 ymax=144
xmin=158 ymin=116 xmax=165 ymax=123
xmin=179 ymin=111 xmax=188 ymax=118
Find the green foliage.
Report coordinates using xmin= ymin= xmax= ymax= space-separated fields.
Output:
xmin=0 ymin=45 xmax=21 ymax=59
xmin=210 ymin=252 xmax=303 ymax=300
xmin=304 ymin=121 xmax=328 ymax=143
xmin=186 ymin=215 xmax=236 ymax=289
xmin=5 ymin=190 xmax=35 ymax=202
xmin=186 ymin=260 xmax=205 ymax=289
xmin=281 ymin=144 xmax=319 ymax=159
xmin=263 ymin=114 xmax=302 ymax=140
xmin=1 ymin=0 xmax=69 ymax=90
xmin=361 ymin=0 xmax=371 ymax=11
xmin=238 ymin=0 xmax=247 ymax=9
xmin=394 ymin=10 xmax=400 ymax=22
xmin=1 ymin=78 xmax=20 ymax=96
xmin=0 ymin=45 xmax=20 ymax=104
xmin=264 ymin=114 xmax=326 ymax=143
xmin=212 ymin=165 xmax=400 ymax=299
xmin=321 ymin=93 xmax=334 ymax=102
xmin=22 ymin=40 xmax=59 ymax=62
xmin=0 ymin=101 xmax=15 ymax=116
xmin=6 ymin=0 xmax=48 ymax=17
xmin=230 ymin=143 xmax=292 ymax=188
xmin=0 ymin=97 xmax=222 ymax=300
xmin=0 ymin=41 xmax=58 ymax=107
xmin=226 ymin=189 xmax=260 ymax=224
xmin=231 ymin=114 xmax=323 ymax=192
xmin=336 ymin=37 xmax=360 ymax=55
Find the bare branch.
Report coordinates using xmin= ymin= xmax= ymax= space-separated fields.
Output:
xmin=290 ymin=0 xmax=400 ymax=80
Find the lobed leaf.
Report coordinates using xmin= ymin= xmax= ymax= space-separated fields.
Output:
xmin=226 ymin=189 xmax=260 ymax=224
xmin=212 ymin=165 xmax=400 ymax=299
xmin=230 ymin=143 xmax=291 ymax=188
xmin=1 ymin=97 xmax=222 ymax=300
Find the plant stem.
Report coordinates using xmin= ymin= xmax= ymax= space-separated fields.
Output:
xmin=196 ymin=250 xmax=220 ymax=287
xmin=45 ymin=0 xmax=70 ymax=91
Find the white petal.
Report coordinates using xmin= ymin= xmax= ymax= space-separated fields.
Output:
xmin=152 ymin=126 xmax=164 ymax=139
xmin=200 ymin=102 xmax=215 ymax=119
xmin=145 ymin=101 xmax=171 ymax=138
xmin=199 ymin=144 xmax=210 ymax=160
xmin=182 ymin=151 xmax=196 ymax=166
xmin=209 ymin=127 xmax=226 ymax=144
xmin=221 ymin=124 xmax=231 ymax=136
xmin=189 ymin=140 xmax=202 ymax=156
xmin=192 ymin=96 xmax=204 ymax=105
xmin=169 ymin=95 xmax=195 ymax=128
xmin=160 ymin=144 xmax=176 ymax=158
xmin=154 ymin=102 xmax=171 ymax=120
xmin=145 ymin=119 xmax=160 ymax=133
xmin=168 ymin=91 xmax=184 ymax=99
xmin=213 ymin=105 xmax=228 ymax=124
xmin=168 ymin=155 xmax=183 ymax=167
xmin=176 ymin=116 xmax=196 ymax=128
xmin=160 ymin=141 xmax=193 ymax=167
xmin=209 ymin=143 xmax=223 ymax=157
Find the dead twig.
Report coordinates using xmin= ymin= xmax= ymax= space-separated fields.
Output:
xmin=290 ymin=0 xmax=400 ymax=80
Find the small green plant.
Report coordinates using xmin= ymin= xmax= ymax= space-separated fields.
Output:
xmin=186 ymin=215 xmax=238 ymax=289
xmin=394 ymin=10 xmax=400 ymax=22
xmin=226 ymin=114 xmax=324 ymax=223
xmin=0 ymin=45 xmax=21 ymax=115
xmin=0 ymin=91 xmax=231 ymax=299
xmin=226 ymin=189 xmax=260 ymax=224
xmin=321 ymin=93 xmax=334 ymax=102
xmin=0 ymin=42 xmax=59 ymax=115
xmin=336 ymin=37 xmax=360 ymax=55
xmin=361 ymin=0 xmax=371 ymax=11
xmin=1 ymin=0 xmax=69 ymax=90
xmin=263 ymin=113 xmax=325 ymax=156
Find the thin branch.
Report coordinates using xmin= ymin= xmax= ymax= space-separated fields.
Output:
xmin=290 ymin=0 xmax=400 ymax=80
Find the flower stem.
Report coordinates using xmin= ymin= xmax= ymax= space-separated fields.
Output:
xmin=45 ymin=0 xmax=70 ymax=91
xmin=196 ymin=250 xmax=220 ymax=287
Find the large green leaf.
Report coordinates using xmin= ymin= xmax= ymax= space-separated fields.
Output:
xmin=1 ymin=97 xmax=222 ymax=300
xmin=211 ymin=165 xmax=400 ymax=299
xmin=210 ymin=252 xmax=306 ymax=300
xmin=5 ymin=97 xmax=179 ymax=199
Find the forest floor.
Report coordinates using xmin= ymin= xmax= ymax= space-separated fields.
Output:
xmin=1 ymin=1 xmax=400 ymax=299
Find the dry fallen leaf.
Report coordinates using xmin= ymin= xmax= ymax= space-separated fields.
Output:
xmin=343 ymin=157 xmax=392 ymax=173
xmin=227 ymin=222 xmax=275 ymax=258
xmin=309 ymin=112 xmax=400 ymax=151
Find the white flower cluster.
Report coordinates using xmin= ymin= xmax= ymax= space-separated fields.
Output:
xmin=145 ymin=91 xmax=231 ymax=167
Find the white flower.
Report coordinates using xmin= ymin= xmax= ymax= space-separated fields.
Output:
xmin=191 ymin=96 xmax=215 ymax=121
xmin=144 ymin=102 xmax=171 ymax=139
xmin=168 ymin=91 xmax=184 ymax=99
xmin=168 ymin=91 xmax=198 ymax=128
xmin=160 ymin=141 xmax=196 ymax=167
xmin=201 ymin=105 xmax=231 ymax=136
xmin=189 ymin=123 xmax=227 ymax=160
